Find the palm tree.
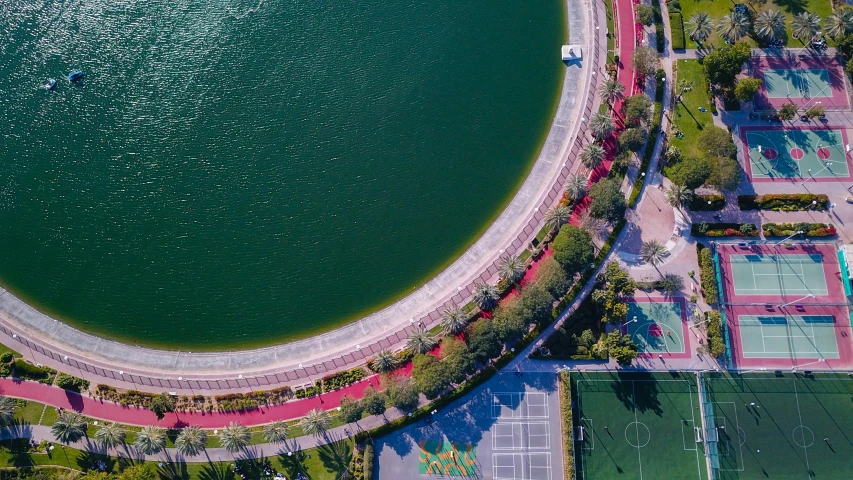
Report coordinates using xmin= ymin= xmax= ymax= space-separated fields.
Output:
xmin=544 ymin=205 xmax=572 ymax=232
xmin=220 ymin=422 xmax=251 ymax=453
xmin=640 ymin=240 xmax=669 ymax=267
xmin=598 ymin=77 xmax=625 ymax=108
xmin=0 ymin=396 xmax=17 ymax=426
xmin=792 ymin=12 xmax=821 ymax=41
xmin=754 ymin=10 xmax=787 ymax=42
xmin=95 ymin=422 xmax=126 ymax=450
xmin=717 ymin=11 xmax=751 ymax=43
xmin=566 ymin=174 xmax=588 ymax=201
xmin=472 ymin=281 xmax=499 ymax=311
xmin=175 ymin=425 xmax=207 ymax=457
xmin=51 ymin=411 xmax=87 ymax=444
xmin=440 ymin=305 xmax=468 ymax=335
xmin=262 ymin=420 xmax=289 ymax=444
xmin=135 ymin=426 xmax=167 ymax=455
xmin=665 ymin=184 xmax=692 ymax=209
xmin=580 ymin=143 xmax=606 ymax=170
xmin=686 ymin=12 xmax=713 ymax=43
xmin=406 ymin=329 xmax=437 ymax=354
xmin=588 ymin=113 xmax=615 ymax=140
xmin=300 ymin=408 xmax=331 ymax=436
xmin=370 ymin=349 xmax=399 ymax=373
xmin=498 ymin=254 xmax=526 ymax=283
xmin=825 ymin=8 xmax=853 ymax=39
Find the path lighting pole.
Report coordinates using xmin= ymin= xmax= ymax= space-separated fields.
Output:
xmin=774 ymin=231 xmax=803 ymax=246
xmin=792 ymin=358 xmax=825 ymax=372
xmin=776 ymin=293 xmax=815 ymax=309
xmin=621 ymin=316 xmax=638 ymax=332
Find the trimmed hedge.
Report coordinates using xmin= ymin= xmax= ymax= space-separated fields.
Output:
xmin=670 ymin=12 xmax=686 ymax=50
xmin=691 ymin=222 xmax=758 ymax=237
xmin=55 ymin=373 xmax=89 ymax=393
xmin=762 ymin=222 xmax=837 ymax=237
xmin=323 ymin=368 xmax=367 ymax=391
xmin=738 ymin=193 xmax=829 ymax=211
xmin=688 ymin=194 xmax=725 ymax=211
xmin=705 ymin=310 xmax=726 ymax=357
xmin=364 ymin=440 xmax=374 ymax=480
xmin=11 ymin=360 xmax=56 ymax=385
xmin=697 ymin=244 xmax=719 ymax=303
xmin=628 ymin=69 xmax=666 ymax=208
xmin=559 ymin=371 xmax=575 ymax=480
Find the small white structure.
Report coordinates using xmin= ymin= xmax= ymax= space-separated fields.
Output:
xmin=561 ymin=45 xmax=583 ymax=62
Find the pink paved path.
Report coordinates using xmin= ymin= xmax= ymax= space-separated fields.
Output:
xmin=0 ymin=376 xmax=378 ymax=428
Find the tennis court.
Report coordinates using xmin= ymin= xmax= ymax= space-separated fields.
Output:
xmin=703 ymin=372 xmax=853 ymax=480
xmin=573 ymin=371 xmax=708 ymax=480
xmin=763 ymin=69 xmax=831 ymax=99
xmin=742 ymin=127 xmax=851 ymax=181
xmin=736 ymin=314 xmax=839 ymax=359
xmin=728 ymin=252 xmax=828 ymax=297
xmin=751 ymin=55 xmax=849 ymax=110
xmin=625 ymin=300 xmax=687 ymax=357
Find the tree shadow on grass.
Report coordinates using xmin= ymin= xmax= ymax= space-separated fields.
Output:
xmin=157 ymin=451 xmax=190 ymax=480
xmin=772 ymin=0 xmax=808 ymax=15
xmin=278 ymin=449 xmax=309 ymax=479
xmin=1 ymin=439 xmax=35 ymax=469
xmin=317 ymin=434 xmax=352 ymax=477
xmin=76 ymin=448 xmax=116 ymax=473
xmin=198 ymin=461 xmax=235 ymax=480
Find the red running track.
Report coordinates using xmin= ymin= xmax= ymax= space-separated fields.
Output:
xmin=0 ymin=376 xmax=378 ymax=428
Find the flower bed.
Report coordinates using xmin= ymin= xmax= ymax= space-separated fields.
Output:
xmin=691 ymin=222 xmax=758 ymax=237
xmin=738 ymin=194 xmax=829 ymax=211
xmin=688 ymin=194 xmax=725 ymax=211
xmin=762 ymin=222 xmax=836 ymax=237
xmin=323 ymin=367 xmax=367 ymax=391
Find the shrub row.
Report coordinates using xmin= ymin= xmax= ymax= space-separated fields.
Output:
xmin=669 ymin=12 xmax=686 ymax=50
xmin=738 ymin=194 xmax=829 ymax=211
xmin=653 ymin=1 xmax=665 ymax=52
xmin=11 ymin=360 xmax=56 ymax=385
xmin=628 ymin=69 xmax=666 ymax=208
xmin=214 ymin=387 xmax=293 ymax=412
xmin=697 ymin=244 xmax=719 ymax=304
xmin=363 ymin=440 xmax=374 ymax=480
xmin=95 ymin=386 xmax=158 ymax=407
xmin=762 ymin=222 xmax=836 ymax=238
xmin=559 ymin=371 xmax=575 ymax=480
xmin=704 ymin=310 xmax=726 ymax=357
xmin=323 ymin=367 xmax=367 ymax=391
xmin=688 ymin=194 xmax=725 ymax=211
xmin=691 ymin=222 xmax=758 ymax=237
xmin=55 ymin=373 xmax=89 ymax=393
xmin=294 ymin=381 xmax=322 ymax=399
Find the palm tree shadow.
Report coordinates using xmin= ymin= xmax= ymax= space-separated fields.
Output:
xmin=772 ymin=0 xmax=808 ymax=14
xmin=157 ymin=451 xmax=190 ymax=480
xmin=317 ymin=433 xmax=352 ymax=476
xmin=3 ymin=438 xmax=36 ymax=469
xmin=197 ymin=461 xmax=234 ymax=480
xmin=278 ymin=449 xmax=309 ymax=479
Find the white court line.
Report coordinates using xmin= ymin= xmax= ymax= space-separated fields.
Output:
xmin=793 ymin=381 xmax=813 ymax=475
xmin=715 ymin=402 xmax=745 ymax=472
xmin=632 ymin=383 xmax=644 ymax=480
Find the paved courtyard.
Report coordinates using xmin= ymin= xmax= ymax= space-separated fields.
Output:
xmin=375 ymin=372 xmax=564 ymax=479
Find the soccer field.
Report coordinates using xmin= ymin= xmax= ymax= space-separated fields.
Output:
xmin=573 ymin=372 xmax=708 ymax=480
xmin=703 ymin=372 xmax=853 ymax=479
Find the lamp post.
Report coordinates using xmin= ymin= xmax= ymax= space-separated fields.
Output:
xmin=621 ymin=316 xmax=638 ymax=334
xmin=776 ymin=293 xmax=815 ymax=309
xmin=792 ymin=358 xmax=825 ymax=372
xmin=774 ymin=231 xmax=803 ymax=246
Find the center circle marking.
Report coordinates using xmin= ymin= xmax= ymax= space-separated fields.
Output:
xmin=817 ymin=147 xmax=832 ymax=160
xmin=625 ymin=422 xmax=651 ymax=448
xmin=790 ymin=147 xmax=805 ymax=160
xmin=763 ymin=148 xmax=778 ymax=160
xmin=793 ymin=425 xmax=814 ymax=448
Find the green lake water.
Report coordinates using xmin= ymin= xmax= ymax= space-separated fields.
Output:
xmin=0 ymin=0 xmax=565 ymax=349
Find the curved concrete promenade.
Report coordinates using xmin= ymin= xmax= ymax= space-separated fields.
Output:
xmin=0 ymin=0 xmax=606 ymax=395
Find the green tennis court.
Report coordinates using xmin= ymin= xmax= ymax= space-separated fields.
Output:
xmin=729 ymin=253 xmax=827 ymax=296
xmin=703 ymin=372 xmax=853 ymax=480
xmin=763 ymin=69 xmax=831 ymax=98
xmin=737 ymin=314 xmax=839 ymax=359
xmin=573 ymin=372 xmax=708 ymax=480
xmin=744 ymin=128 xmax=850 ymax=179
xmin=626 ymin=301 xmax=685 ymax=354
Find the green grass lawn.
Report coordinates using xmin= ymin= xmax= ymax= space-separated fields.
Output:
xmin=670 ymin=59 xmax=713 ymax=159
xmin=0 ymin=344 xmax=23 ymax=360
xmin=0 ymin=437 xmax=353 ymax=479
xmin=604 ymin=0 xmax=616 ymax=61
xmin=677 ymin=0 xmax=835 ymax=49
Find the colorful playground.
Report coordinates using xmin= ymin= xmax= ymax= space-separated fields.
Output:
xmin=713 ymin=242 xmax=853 ymax=370
xmin=741 ymin=126 xmax=852 ymax=181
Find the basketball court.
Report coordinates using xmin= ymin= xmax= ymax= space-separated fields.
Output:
xmin=713 ymin=242 xmax=853 ymax=370
xmin=625 ymin=298 xmax=690 ymax=358
xmin=742 ymin=127 xmax=851 ymax=181
xmin=751 ymin=54 xmax=849 ymax=110
xmin=573 ymin=371 xmax=708 ymax=480
xmin=702 ymin=372 xmax=853 ymax=480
